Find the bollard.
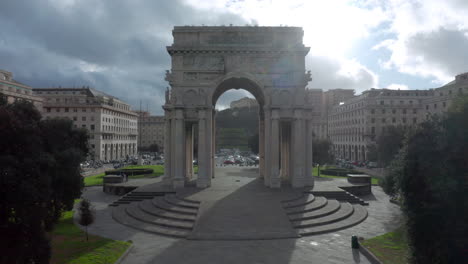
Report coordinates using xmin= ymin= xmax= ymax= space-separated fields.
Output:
xmin=351 ymin=235 xmax=359 ymax=249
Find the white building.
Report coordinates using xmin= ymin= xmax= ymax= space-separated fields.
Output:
xmin=137 ymin=111 xmax=165 ymax=151
xmin=33 ymin=87 xmax=138 ymax=161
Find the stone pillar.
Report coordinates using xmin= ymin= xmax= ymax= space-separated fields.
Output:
xmin=206 ymin=108 xmax=213 ymax=185
xmin=263 ymin=108 xmax=271 ymax=186
xmin=185 ymin=124 xmax=194 ymax=181
xmin=270 ymin=109 xmax=281 ymax=188
xmin=197 ymin=109 xmax=209 ymax=187
xmin=292 ymin=109 xmax=305 ymax=187
xmin=173 ymin=109 xmax=185 ymax=188
xmin=163 ymin=115 xmax=171 ymax=184
xmin=212 ymin=110 xmax=216 ymax=179
xmin=259 ymin=117 xmax=265 ymax=178
xmin=279 ymin=123 xmax=290 ymax=181
xmin=305 ymin=118 xmax=314 ymax=187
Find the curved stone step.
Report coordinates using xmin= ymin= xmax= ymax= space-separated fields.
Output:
xmin=138 ymin=200 xmax=196 ymax=222
xmin=164 ymin=194 xmax=200 ymax=209
xmin=112 ymin=206 xmax=190 ymax=238
xmin=292 ymin=202 xmax=354 ymax=228
xmin=289 ymin=200 xmax=341 ymax=221
xmin=282 ymin=194 xmax=315 ymax=209
xmin=286 ymin=197 xmax=328 ymax=215
xmin=175 ymin=194 xmax=201 ymax=205
xmin=152 ymin=197 xmax=198 ymax=216
xmin=298 ymin=204 xmax=368 ymax=236
xmin=125 ymin=205 xmax=193 ymax=230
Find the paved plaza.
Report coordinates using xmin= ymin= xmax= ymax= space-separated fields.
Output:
xmin=80 ymin=167 xmax=402 ymax=264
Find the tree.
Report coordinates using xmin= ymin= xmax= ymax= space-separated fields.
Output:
xmin=312 ymin=139 xmax=334 ymax=165
xmin=0 ymin=100 xmax=88 ymax=263
xmin=78 ymin=199 xmax=95 ymax=241
xmin=375 ymin=125 xmax=407 ymax=167
xmin=382 ymin=96 xmax=468 ymax=263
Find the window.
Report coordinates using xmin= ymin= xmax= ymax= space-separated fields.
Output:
xmin=392 ymin=118 xmax=396 ymax=123
xmin=56 ymin=108 xmax=60 ymax=112
xmin=402 ymin=118 xmax=407 ymax=123
xmin=82 ymin=124 xmax=86 ymax=128
xmin=65 ymin=107 xmax=69 ymax=112
xmin=382 ymin=109 xmax=386 ymax=114
xmin=380 ymin=100 xmax=384 ymax=105
xmin=371 ymin=109 xmax=375 ymax=114
xmin=382 ymin=118 xmax=386 ymax=123
xmin=91 ymin=124 xmax=95 ymax=130
xmin=91 ymin=116 xmax=95 ymax=121
xmin=392 ymin=109 xmax=396 ymax=114
xmin=426 ymin=105 xmax=429 ymax=110
xmin=371 ymin=127 xmax=375 ymax=134
xmin=443 ymin=102 xmax=446 ymax=107
xmin=434 ymin=103 xmax=438 ymax=109
xmin=82 ymin=108 xmax=86 ymax=112
xmin=413 ymin=118 xmax=417 ymax=124
xmin=409 ymin=100 xmax=413 ymax=104
xmin=91 ymin=144 xmax=95 ymax=149
xmin=46 ymin=108 xmax=51 ymax=113
xmin=82 ymin=116 xmax=86 ymax=121
xmin=73 ymin=116 xmax=77 ymax=121
xmin=413 ymin=109 xmax=417 ymax=114
xmin=73 ymin=108 xmax=78 ymax=112
xmin=400 ymin=100 xmax=404 ymax=104
xmin=403 ymin=109 xmax=407 ymax=114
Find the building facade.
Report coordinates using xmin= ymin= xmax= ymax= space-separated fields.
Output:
xmin=325 ymin=72 xmax=468 ymax=162
xmin=137 ymin=111 xmax=165 ymax=151
xmin=33 ymin=87 xmax=138 ymax=161
xmin=0 ymin=69 xmax=43 ymax=110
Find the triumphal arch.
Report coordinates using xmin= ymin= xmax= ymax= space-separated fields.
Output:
xmin=163 ymin=26 xmax=314 ymax=189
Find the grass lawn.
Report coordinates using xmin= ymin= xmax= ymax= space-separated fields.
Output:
xmin=312 ymin=167 xmax=380 ymax=185
xmin=360 ymin=226 xmax=409 ymax=264
xmin=50 ymin=208 xmax=131 ymax=264
xmin=84 ymin=165 xmax=165 ymax=187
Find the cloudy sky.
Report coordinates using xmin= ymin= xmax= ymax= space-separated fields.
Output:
xmin=1 ymin=0 xmax=467 ymax=114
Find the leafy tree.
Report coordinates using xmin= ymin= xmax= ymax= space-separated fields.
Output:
xmin=382 ymin=96 xmax=468 ymax=263
xmin=0 ymin=100 xmax=88 ymax=263
xmin=78 ymin=199 xmax=95 ymax=241
xmin=375 ymin=125 xmax=407 ymax=167
xmin=312 ymin=139 xmax=334 ymax=165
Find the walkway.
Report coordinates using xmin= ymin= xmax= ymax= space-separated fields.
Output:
xmin=80 ymin=167 xmax=402 ymax=264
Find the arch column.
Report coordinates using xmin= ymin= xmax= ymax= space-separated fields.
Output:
xmin=172 ymin=109 xmax=185 ymax=188
xmin=163 ymin=111 xmax=172 ymax=184
xmin=263 ymin=107 xmax=271 ymax=186
xmin=259 ymin=117 xmax=265 ymax=178
xmin=197 ymin=109 xmax=210 ymax=188
xmin=270 ymin=109 xmax=281 ymax=188
xmin=292 ymin=109 xmax=306 ymax=187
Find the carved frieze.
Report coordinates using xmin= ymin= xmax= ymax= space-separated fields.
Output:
xmin=183 ymin=56 xmax=224 ymax=71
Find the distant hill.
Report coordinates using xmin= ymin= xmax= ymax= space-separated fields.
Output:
xmin=215 ymin=106 xmax=259 ymax=151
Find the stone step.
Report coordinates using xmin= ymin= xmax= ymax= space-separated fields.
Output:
xmin=112 ymin=206 xmax=190 ymax=238
xmin=298 ymin=204 xmax=368 ymax=236
xmin=138 ymin=200 xmax=196 ymax=222
xmin=174 ymin=194 xmax=201 ymax=205
xmin=309 ymin=191 xmax=368 ymax=205
xmin=292 ymin=202 xmax=354 ymax=228
xmin=122 ymin=196 xmax=155 ymax=200
xmin=282 ymin=194 xmax=315 ymax=209
xmin=125 ymin=205 xmax=193 ymax=230
xmin=152 ymin=197 xmax=198 ymax=216
xmin=289 ymin=200 xmax=341 ymax=221
xmin=285 ymin=197 xmax=328 ymax=215
xmin=164 ymin=194 xmax=200 ymax=209
xmin=130 ymin=191 xmax=173 ymax=196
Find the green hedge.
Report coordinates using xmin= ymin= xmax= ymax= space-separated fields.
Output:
xmin=320 ymin=169 xmax=359 ymax=176
xmin=104 ymin=168 xmax=153 ymax=176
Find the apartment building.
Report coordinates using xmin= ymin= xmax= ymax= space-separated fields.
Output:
xmin=137 ymin=111 xmax=165 ymax=151
xmin=33 ymin=87 xmax=138 ymax=161
xmin=0 ymin=69 xmax=43 ymax=110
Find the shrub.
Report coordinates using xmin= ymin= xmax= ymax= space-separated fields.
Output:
xmin=104 ymin=168 xmax=153 ymax=176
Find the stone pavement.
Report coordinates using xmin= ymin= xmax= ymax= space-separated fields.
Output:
xmin=79 ymin=167 xmax=402 ymax=264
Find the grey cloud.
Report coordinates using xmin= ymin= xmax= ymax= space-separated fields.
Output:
xmin=306 ymin=56 xmax=377 ymax=93
xmin=0 ymin=0 xmax=248 ymax=114
xmin=406 ymin=28 xmax=468 ymax=76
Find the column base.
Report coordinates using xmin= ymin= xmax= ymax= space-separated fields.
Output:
xmin=270 ymin=177 xmax=281 ymax=188
xmin=172 ymin=178 xmax=185 ymax=189
xmin=196 ymin=179 xmax=210 ymax=188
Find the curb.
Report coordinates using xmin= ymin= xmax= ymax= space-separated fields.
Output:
xmin=114 ymin=242 xmax=134 ymax=264
xmin=358 ymin=241 xmax=383 ymax=264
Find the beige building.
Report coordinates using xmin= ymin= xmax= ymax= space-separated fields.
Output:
xmin=0 ymin=69 xmax=43 ymax=110
xmin=137 ymin=111 xmax=165 ymax=151
xmin=328 ymin=88 xmax=431 ymax=161
xmin=326 ymin=72 xmax=468 ymax=162
xmin=33 ymin=87 xmax=138 ymax=161
xmin=423 ymin=72 xmax=468 ymax=116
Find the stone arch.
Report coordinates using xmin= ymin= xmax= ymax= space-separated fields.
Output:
xmin=210 ymin=73 xmax=266 ymax=107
